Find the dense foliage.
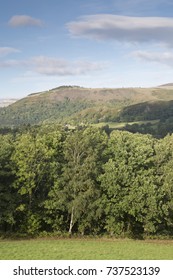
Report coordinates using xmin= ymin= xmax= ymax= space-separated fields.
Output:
xmin=121 ymin=119 xmax=173 ymax=138
xmin=1 ymin=125 xmax=173 ymax=238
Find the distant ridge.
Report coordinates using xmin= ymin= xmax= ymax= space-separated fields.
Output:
xmin=0 ymin=98 xmax=18 ymax=107
xmin=158 ymin=83 xmax=173 ymax=88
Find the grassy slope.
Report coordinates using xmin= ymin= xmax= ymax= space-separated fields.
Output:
xmin=1 ymin=86 xmax=173 ymax=127
xmin=91 ymin=120 xmax=159 ymax=129
xmin=0 ymin=238 xmax=173 ymax=260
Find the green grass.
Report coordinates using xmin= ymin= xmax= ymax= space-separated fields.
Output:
xmin=0 ymin=238 xmax=173 ymax=260
xmin=91 ymin=120 xmax=159 ymax=129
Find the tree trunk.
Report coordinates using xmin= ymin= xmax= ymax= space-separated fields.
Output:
xmin=69 ymin=206 xmax=74 ymax=235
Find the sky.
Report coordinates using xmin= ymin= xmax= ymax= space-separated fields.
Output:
xmin=1 ymin=0 xmax=173 ymax=98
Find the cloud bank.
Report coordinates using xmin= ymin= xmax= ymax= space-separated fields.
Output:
xmin=67 ymin=14 xmax=173 ymax=46
xmin=0 ymin=56 xmax=106 ymax=76
xmin=8 ymin=15 xmax=43 ymax=27
xmin=132 ymin=50 xmax=173 ymax=66
xmin=33 ymin=56 xmax=106 ymax=75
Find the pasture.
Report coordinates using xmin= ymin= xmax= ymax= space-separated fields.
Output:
xmin=0 ymin=238 xmax=173 ymax=260
xmin=91 ymin=120 xmax=159 ymax=129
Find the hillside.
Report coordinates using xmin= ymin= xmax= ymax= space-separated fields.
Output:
xmin=118 ymin=100 xmax=173 ymax=122
xmin=158 ymin=83 xmax=173 ymax=89
xmin=1 ymin=85 xmax=173 ymax=128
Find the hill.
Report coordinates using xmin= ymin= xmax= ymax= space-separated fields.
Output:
xmin=118 ymin=100 xmax=173 ymax=122
xmin=158 ymin=83 xmax=173 ymax=89
xmin=1 ymin=85 xmax=173 ymax=130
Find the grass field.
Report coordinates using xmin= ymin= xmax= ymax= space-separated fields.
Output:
xmin=0 ymin=238 xmax=173 ymax=260
xmin=91 ymin=120 xmax=159 ymax=129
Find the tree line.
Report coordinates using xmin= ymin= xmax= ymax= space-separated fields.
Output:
xmin=0 ymin=125 xmax=173 ymax=238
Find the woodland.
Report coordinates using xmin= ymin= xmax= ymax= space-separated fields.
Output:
xmin=1 ymin=124 xmax=173 ymax=239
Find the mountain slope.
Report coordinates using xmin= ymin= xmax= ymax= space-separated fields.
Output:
xmin=1 ymin=85 xmax=173 ymax=127
xmin=118 ymin=100 xmax=173 ymax=122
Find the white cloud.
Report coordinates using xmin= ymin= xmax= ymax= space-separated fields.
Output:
xmin=67 ymin=14 xmax=173 ymax=46
xmin=8 ymin=15 xmax=43 ymax=27
xmin=0 ymin=55 xmax=106 ymax=76
xmin=32 ymin=56 xmax=106 ymax=75
xmin=0 ymin=47 xmax=20 ymax=57
xmin=132 ymin=50 xmax=173 ymax=66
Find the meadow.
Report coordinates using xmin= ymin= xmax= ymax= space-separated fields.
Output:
xmin=0 ymin=238 xmax=173 ymax=260
xmin=91 ymin=120 xmax=159 ymax=129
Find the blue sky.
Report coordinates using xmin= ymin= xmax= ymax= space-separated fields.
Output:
xmin=1 ymin=0 xmax=173 ymax=98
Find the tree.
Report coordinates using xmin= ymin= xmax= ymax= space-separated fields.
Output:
xmin=154 ymin=134 xmax=173 ymax=235
xmin=12 ymin=128 xmax=64 ymax=234
xmin=45 ymin=127 xmax=107 ymax=235
xmin=0 ymin=134 xmax=16 ymax=232
xmin=100 ymin=130 xmax=158 ymax=237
